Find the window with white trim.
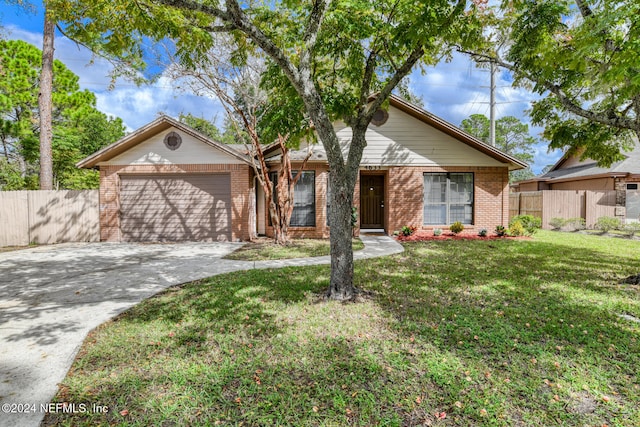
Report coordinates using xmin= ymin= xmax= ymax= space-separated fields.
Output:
xmin=423 ymin=173 xmax=474 ymax=225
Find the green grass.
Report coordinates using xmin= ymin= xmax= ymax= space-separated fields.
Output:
xmin=224 ymin=238 xmax=365 ymax=261
xmin=44 ymin=230 xmax=640 ymax=426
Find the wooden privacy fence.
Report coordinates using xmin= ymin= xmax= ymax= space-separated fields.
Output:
xmin=0 ymin=190 xmax=99 ymax=247
xmin=510 ymin=190 xmax=617 ymax=229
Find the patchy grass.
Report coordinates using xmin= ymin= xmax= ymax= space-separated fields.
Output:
xmin=224 ymin=238 xmax=364 ymax=261
xmin=44 ymin=230 xmax=640 ymax=426
xmin=0 ymin=244 xmax=38 ymax=253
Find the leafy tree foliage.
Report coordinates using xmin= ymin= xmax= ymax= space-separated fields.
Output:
xmin=460 ymin=113 xmax=536 ymax=182
xmin=0 ymin=39 xmax=125 ymax=189
xmin=465 ymin=0 xmax=640 ymax=166
xmin=53 ymin=0 xmax=484 ymax=299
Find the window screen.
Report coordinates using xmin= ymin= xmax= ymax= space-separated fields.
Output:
xmin=269 ymin=171 xmax=316 ymax=227
xmin=423 ymin=173 xmax=473 ymax=225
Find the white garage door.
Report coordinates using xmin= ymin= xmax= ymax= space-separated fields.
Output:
xmin=119 ymin=174 xmax=231 ymax=242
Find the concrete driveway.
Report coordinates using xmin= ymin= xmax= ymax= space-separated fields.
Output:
xmin=0 ymin=241 xmax=245 ymax=427
xmin=0 ymin=235 xmax=402 ymax=427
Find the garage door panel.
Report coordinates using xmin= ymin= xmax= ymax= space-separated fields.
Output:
xmin=121 ymin=204 xmax=229 ymax=214
xmin=120 ymin=174 xmax=231 ymax=242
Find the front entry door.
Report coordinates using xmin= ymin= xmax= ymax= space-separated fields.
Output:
xmin=360 ymin=175 xmax=384 ymax=229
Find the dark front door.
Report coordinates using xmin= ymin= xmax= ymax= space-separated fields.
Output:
xmin=360 ymin=175 xmax=384 ymax=229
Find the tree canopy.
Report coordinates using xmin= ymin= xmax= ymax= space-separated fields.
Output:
xmin=0 ymin=39 xmax=125 ymax=189
xmin=465 ymin=0 xmax=640 ymax=166
xmin=460 ymin=113 xmax=536 ymax=182
xmin=51 ymin=0 xmax=485 ymax=298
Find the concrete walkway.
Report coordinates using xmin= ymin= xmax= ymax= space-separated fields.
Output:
xmin=0 ymin=234 xmax=402 ymax=427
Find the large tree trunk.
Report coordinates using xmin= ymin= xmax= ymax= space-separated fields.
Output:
xmin=38 ymin=6 xmax=55 ymax=190
xmin=325 ymin=126 xmax=367 ymax=300
xmin=327 ymin=172 xmax=356 ymax=300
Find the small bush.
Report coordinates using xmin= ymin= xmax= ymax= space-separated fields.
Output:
xmin=478 ymin=228 xmax=488 ymax=237
xmin=509 ymin=220 xmax=526 ymax=237
xmin=595 ymin=216 xmax=622 ymax=232
xmin=510 ymin=215 xmax=542 ymax=235
xmin=350 ymin=206 xmax=358 ymax=228
xmin=450 ymin=221 xmax=464 ymax=234
xmin=495 ymin=225 xmax=506 ymax=237
xmin=565 ymin=217 xmax=586 ymax=231
xmin=548 ymin=217 xmax=566 ymax=231
xmin=621 ymin=222 xmax=640 ymax=237
xmin=401 ymin=225 xmax=417 ymax=236
xmin=433 ymin=228 xmax=442 ymax=236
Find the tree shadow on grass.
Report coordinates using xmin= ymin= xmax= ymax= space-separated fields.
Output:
xmin=357 ymin=238 xmax=640 ymax=426
xmin=44 ymin=237 xmax=640 ymax=427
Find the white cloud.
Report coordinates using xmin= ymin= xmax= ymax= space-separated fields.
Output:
xmin=411 ymin=52 xmax=560 ymax=172
xmin=4 ymin=25 xmax=225 ymax=131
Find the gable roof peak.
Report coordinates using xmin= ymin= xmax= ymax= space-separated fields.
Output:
xmin=76 ymin=115 xmax=252 ymax=168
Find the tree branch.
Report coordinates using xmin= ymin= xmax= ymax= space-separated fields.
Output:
xmin=365 ymin=44 xmax=424 ymax=121
xmin=574 ymin=0 xmax=593 ymax=18
xmin=221 ymin=0 xmax=302 ymax=88
xmin=358 ymin=49 xmax=378 ymax=113
xmin=303 ymin=0 xmax=330 ymax=52
xmin=154 ymin=0 xmax=230 ymax=20
xmin=460 ymin=48 xmax=640 ymax=133
xmin=299 ymin=1 xmax=331 ymax=88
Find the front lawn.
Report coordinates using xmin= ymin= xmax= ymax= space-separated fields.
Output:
xmin=44 ymin=230 xmax=640 ymax=426
xmin=224 ymin=238 xmax=364 ymax=261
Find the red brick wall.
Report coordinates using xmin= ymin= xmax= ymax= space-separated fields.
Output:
xmin=387 ymin=166 xmax=510 ymax=233
xmin=265 ymin=165 xmax=510 ymax=238
xmin=99 ymin=164 xmax=253 ymax=242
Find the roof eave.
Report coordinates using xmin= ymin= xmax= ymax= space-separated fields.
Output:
xmin=76 ymin=116 xmax=171 ymax=168
xmin=533 ymin=171 xmax=629 ymax=185
xmin=387 ymin=95 xmax=528 ymax=171
xmin=76 ymin=116 xmax=254 ymax=168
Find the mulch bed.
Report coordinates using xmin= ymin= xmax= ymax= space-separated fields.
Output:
xmin=395 ymin=231 xmax=531 ymax=242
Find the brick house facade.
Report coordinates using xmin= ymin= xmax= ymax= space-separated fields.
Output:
xmin=78 ymin=96 xmax=525 ymax=242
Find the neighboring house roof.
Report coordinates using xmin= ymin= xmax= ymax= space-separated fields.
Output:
xmin=516 ymin=141 xmax=640 ymax=186
xmin=76 ymin=115 xmax=254 ymax=168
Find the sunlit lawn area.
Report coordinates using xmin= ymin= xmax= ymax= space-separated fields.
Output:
xmin=44 ymin=230 xmax=640 ymax=426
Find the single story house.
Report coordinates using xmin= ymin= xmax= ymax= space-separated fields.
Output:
xmin=512 ymin=144 xmax=640 ymax=222
xmin=78 ymin=95 xmax=526 ymax=242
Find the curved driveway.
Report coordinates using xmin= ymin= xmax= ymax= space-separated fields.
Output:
xmin=0 ymin=235 xmax=402 ymax=427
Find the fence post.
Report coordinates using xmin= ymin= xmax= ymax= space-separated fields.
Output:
xmin=517 ymin=192 xmax=521 ymax=217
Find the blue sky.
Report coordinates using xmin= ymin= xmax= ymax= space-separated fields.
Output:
xmin=0 ymin=2 xmax=561 ymax=173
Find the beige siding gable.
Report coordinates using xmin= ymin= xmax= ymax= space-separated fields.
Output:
xmin=557 ymin=154 xmax=595 ymax=170
xmin=101 ymin=127 xmax=245 ymax=165
xmin=334 ymin=106 xmax=505 ymax=167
